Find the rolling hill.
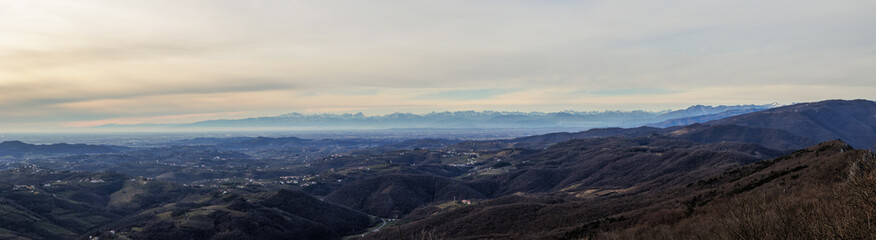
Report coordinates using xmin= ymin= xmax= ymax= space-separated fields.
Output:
xmin=0 ymin=167 xmax=376 ymax=240
xmin=101 ymin=189 xmax=375 ymax=240
xmin=0 ymin=141 xmax=121 ymax=158
xmin=466 ymin=136 xmax=783 ymax=197
xmin=455 ymin=99 xmax=876 ymax=152
xmin=324 ymin=174 xmax=485 ymax=218
xmin=365 ymin=140 xmax=875 ymax=239
xmin=707 ymin=99 xmax=876 ymax=149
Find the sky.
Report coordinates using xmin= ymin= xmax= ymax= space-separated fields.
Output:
xmin=1 ymin=0 xmax=875 ymax=131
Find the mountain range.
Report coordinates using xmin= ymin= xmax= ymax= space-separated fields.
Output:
xmin=97 ymin=104 xmax=779 ymax=130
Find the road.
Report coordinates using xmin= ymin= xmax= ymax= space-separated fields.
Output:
xmin=356 ymin=218 xmax=388 ymax=238
xmin=371 ymin=218 xmax=388 ymax=233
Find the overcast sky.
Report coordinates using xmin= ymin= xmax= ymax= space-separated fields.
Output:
xmin=2 ymin=0 xmax=875 ymax=131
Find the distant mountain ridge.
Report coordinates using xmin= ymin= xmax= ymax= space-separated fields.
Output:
xmin=97 ymin=104 xmax=778 ymax=130
xmin=0 ymin=141 xmax=122 ymax=157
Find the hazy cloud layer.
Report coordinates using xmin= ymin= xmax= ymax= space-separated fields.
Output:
xmin=1 ymin=0 xmax=875 ymax=131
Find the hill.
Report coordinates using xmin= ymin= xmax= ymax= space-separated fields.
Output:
xmin=646 ymin=107 xmax=773 ymax=128
xmin=708 ymin=99 xmax=876 ymax=149
xmin=666 ymin=123 xmax=816 ymax=151
xmin=451 ymin=127 xmax=664 ymax=151
xmin=0 ymin=141 xmax=121 ymax=158
xmin=324 ymin=174 xmax=485 ymax=218
xmin=0 ymin=168 xmax=194 ymax=239
xmin=466 ymin=136 xmax=783 ymax=197
xmin=101 ymin=189 xmax=375 ymax=240
xmin=599 ymin=140 xmax=876 ymax=239
xmin=365 ymin=140 xmax=874 ymax=239
xmin=454 ymin=100 xmax=876 ymax=152
xmin=0 ymin=167 xmax=376 ymax=240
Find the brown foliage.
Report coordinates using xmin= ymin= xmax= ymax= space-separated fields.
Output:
xmin=600 ymin=151 xmax=876 ymax=240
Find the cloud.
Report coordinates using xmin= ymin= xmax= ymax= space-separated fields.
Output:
xmin=1 ymin=0 xmax=875 ymax=131
xmin=590 ymin=88 xmax=681 ymax=96
xmin=414 ymin=89 xmax=512 ymax=101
